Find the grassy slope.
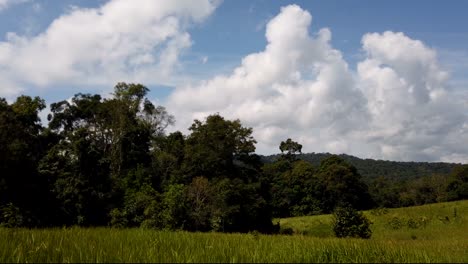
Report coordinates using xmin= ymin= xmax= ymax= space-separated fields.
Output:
xmin=279 ymin=200 xmax=468 ymax=240
xmin=0 ymin=200 xmax=467 ymax=263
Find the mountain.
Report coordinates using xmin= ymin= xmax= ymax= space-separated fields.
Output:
xmin=260 ymin=152 xmax=462 ymax=181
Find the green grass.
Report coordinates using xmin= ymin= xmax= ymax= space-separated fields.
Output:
xmin=279 ymin=200 xmax=468 ymax=240
xmin=1 ymin=200 xmax=467 ymax=263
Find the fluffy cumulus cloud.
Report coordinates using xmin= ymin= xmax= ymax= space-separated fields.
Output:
xmin=358 ymin=32 xmax=468 ymax=162
xmin=1 ymin=2 xmax=466 ymax=162
xmin=167 ymin=4 xmax=468 ymax=162
xmin=0 ymin=0 xmax=218 ymax=97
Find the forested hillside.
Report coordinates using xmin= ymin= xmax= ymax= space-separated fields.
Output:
xmin=262 ymin=153 xmax=460 ymax=181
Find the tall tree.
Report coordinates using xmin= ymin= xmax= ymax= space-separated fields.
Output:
xmin=42 ymin=83 xmax=174 ymax=226
xmin=279 ymin=138 xmax=302 ymax=158
xmin=181 ymin=114 xmax=274 ymax=233
xmin=264 ymin=139 xmax=321 ymax=218
xmin=316 ymin=155 xmax=374 ymax=212
xmin=182 ymin=114 xmax=257 ymax=181
xmin=0 ymin=96 xmax=51 ymax=226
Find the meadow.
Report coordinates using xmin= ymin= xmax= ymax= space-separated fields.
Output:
xmin=0 ymin=200 xmax=466 ymax=263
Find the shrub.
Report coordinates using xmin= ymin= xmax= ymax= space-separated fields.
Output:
xmin=407 ymin=218 xmax=420 ymax=229
xmin=370 ymin=207 xmax=389 ymax=216
xmin=279 ymin=227 xmax=294 ymax=235
xmin=387 ymin=216 xmax=403 ymax=230
xmin=332 ymin=206 xmax=372 ymax=239
xmin=109 ymin=208 xmax=128 ymax=228
xmin=0 ymin=203 xmax=24 ymax=227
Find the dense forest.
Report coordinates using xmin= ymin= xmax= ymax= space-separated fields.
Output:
xmin=1 ymin=83 xmax=467 ymax=232
xmin=262 ymin=153 xmax=458 ymax=181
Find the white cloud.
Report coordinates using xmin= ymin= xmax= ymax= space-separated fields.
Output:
xmin=0 ymin=0 xmax=29 ymax=12
xmin=1 ymin=2 xmax=466 ymax=162
xmin=167 ymin=5 xmax=468 ymax=162
xmin=358 ymin=31 xmax=467 ymax=162
xmin=0 ymin=0 xmax=218 ymax=97
xmin=168 ymin=5 xmax=369 ymax=156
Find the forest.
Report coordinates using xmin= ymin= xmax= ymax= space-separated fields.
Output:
xmin=1 ymin=82 xmax=467 ymax=232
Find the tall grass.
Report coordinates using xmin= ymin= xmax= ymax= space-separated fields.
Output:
xmin=0 ymin=200 xmax=466 ymax=263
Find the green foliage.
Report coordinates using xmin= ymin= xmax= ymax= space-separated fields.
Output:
xmin=387 ymin=216 xmax=404 ymax=230
xmin=160 ymin=184 xmax=189 ymax=230
xmin=0 ymin=96 xmax=51 ymax=227
xmin=332 ymin=206 xmax=372 ymax=239
xmin=370 ymin=207 xmax=389 ymax=216
xmin=182 ymin=114 xmax=257 ymax=181
xmin=0 ymin=85 xmax=466 ymax=235
xmin=109 ymin=208 xmax=128 ymax=228
xmin=446 ymin=165 xmax=468 ymax=201
xmin=0 ymin=203 xmax=24 ymax=227
xmin=317 ymin=156 xmax=374 ymax=212
xmin=265 ymin=158 xmax=323 ymax=217
xmin=187 ymin=177 xmax=212 ymax=231
xmin=262 ymin=152 xmax=458 ymax=181
xmin=279 ymin=138 xmax=302 ymax=161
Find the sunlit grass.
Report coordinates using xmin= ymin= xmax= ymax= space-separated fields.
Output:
xmin=279 ymin=200 xmax=468 ymax=240
xmin=0 ymin=200 xmax=466 ymax=263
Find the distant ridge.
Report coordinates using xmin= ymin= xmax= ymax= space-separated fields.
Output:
xmin=260 ymin=152 xmax=463 ymax=180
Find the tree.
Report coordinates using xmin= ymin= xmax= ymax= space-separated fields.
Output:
xmin=0 ymin=96 xmax=52 ymax=227
xmin=368 ymin=176 xmax=401 ymax=208
xmin=316 ymin=155 xmax=374 ymax=212
xmin=42 ymin=83 xmax=174 ymax=226
xmin=182 ymin=114 xmax=257 ymax=181
xmin=187 ymin=177 xmax=212 ymax=231
xmin=160 ymin=184 xmax=189 ymax=230
xmin=279 ymin=138 xmax=302 ymax=161
xmin=181 ymin=114 xmax=274 ymax=233
xmin=332 ymin=205 xmax=372 ymax=239
xmin=42 ymin=93 xmax=112 ymax=226
xmin=446 ymin=165 xmax=468 ymax=201
xmin=151 ymin=131 xmax=186 ymax=189
xmin=264 ymin=158 xmax=321 ymax=217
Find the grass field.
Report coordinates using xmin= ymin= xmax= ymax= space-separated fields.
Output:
xmin=1 ymin=200 xmax=467 ymax=263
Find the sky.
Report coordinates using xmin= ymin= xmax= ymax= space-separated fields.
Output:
xmin=0 ymin=0 xmax=467 ymax=162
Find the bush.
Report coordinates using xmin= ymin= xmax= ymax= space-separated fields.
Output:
xmin=387 ymin=216 xmax=403 ymax=230
xmin=407 ymin=218 xmax=421 ymax=229
xmin=0 ymin=203 xmax=24 ymax=227
xmin=332 ymin=206 xmax=372 ymax=239
xmin=370 ymin=207 xmax=389 ymax=216
xmin=279 ymin=227 xmax=294 ymax=235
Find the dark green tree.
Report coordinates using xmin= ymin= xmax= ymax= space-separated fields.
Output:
xmin=316 ymin=155 xmax=374 ymax=212
xmin=279 ymin=138 xmax=302 ymax=161
xmin=264 ymin=158 xmax=321 ymax=217
xmin=182 ymin=114 xmax=257 ymax=181
xmin=446 ymin=165 xmax=468 ymax=201
xmin=332 ymin=205 xmax=372 ymax=239
xmin=41 ymin=93 xmax=112 ymax=225
xmin=151 ymin=131 xmax=186 ymax=189
xmin=180 ymin=114 xmax=274 ymax=233
xmin=0 ymin=96 xmax=52 ymax=227
xmin=42 ymin=83 xmax=173 ymax=226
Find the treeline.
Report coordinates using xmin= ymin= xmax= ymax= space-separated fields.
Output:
xmin=263 ymin=153 xmax=458 ymax=181
xmin=263 ymin=153 xmax=466 ymax=209
xmin=0 ymin=83 xmax=467 ymax=231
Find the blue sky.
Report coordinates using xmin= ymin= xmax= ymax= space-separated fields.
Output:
xmin=2 ymin=1 xmax=468 ymax=80
xmin=0 ymin=0 xmax=467 ymax=162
